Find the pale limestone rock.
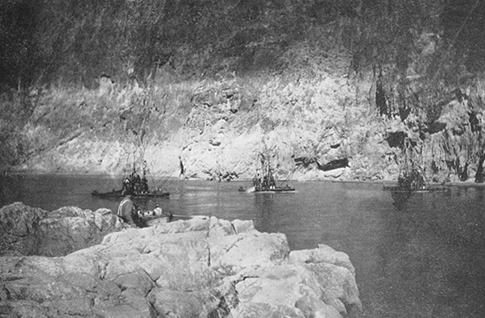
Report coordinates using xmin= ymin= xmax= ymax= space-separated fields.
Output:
xmin=321 ymin=167 xmax=346 ymax=178
xmin=289 ymin=244 xmax=356 ymax=275
xmin=0 ymin=208 xmax=361 ymax=318
xmin=232 ymin=218 xmax=256 ymax=233
xmin=20 ymin=69 xmax=485 ymax=183
xmin=232 ymin=264 xmax=343 ymax=318
xmin=214 ymin=232 xmax=289 ymax=272
xmin=209 ymin=215 xmax=235 ymax=236
xmin=289 ymin=244 xmax=362 ymax=316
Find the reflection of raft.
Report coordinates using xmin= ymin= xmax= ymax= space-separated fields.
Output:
xmin=383 ymin=185 xmax=449 ymax=193
xmin=91 ymin=189 xmax=170 ymax=199
xmin=385 ymin=184 xmax=450 ymax=211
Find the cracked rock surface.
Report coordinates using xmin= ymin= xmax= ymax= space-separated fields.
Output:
xmin=0 ymin=202 xmax=126 ymax=257
xmin=0 ymin=206 xmax=361 ymax=318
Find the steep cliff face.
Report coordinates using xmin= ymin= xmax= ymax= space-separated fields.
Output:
xmin=3 ymin=0 xmax=485 ymax=183
xmin=17 ymin=55 xmax=402 ymax=181
xmin=17 ymin=58 xmax=485 ymax=183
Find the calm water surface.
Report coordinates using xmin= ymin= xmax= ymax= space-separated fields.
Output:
xmin=1 ymin=174 xmax=485 ymax=318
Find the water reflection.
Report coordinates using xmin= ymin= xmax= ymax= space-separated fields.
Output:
xmin=382 ymin=187 xmax=485 ymax=318
xmin=254 ymin=193 xmax=277 ymax=233
xmin=390 ymin=189 xmax=412 ymax=211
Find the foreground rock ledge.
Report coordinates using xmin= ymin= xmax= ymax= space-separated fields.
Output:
xmin=0 ymin=213 xmax=361 ymax=318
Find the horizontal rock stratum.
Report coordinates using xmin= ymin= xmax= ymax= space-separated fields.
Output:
xmin=0 ymin=205 xmax=361 ymax=318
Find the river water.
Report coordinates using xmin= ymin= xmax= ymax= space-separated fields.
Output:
xmin=1 ymin=173 xmax=485 ymax=318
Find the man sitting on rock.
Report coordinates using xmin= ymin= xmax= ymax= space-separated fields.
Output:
xmin=117 ymin=192 xmax=142 ymax=227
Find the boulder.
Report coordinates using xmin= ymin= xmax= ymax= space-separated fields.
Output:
xmin=0 ymin=208 xmax=361 ymax=318
xmin=38 ymin=206 xmax=125 ymax=256
xmin=0 ymin=202 xmax=126 ymax=256
xmin=0 ymin=202 xmax=47 ymax=256
xmin=232 ymin=264 xmax=344 ymax=318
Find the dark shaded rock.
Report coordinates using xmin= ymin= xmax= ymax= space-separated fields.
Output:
xmin=316 ymin=158 xmax=349 ymax=171
xmin=294 ymin=156 xmax=316 ymax=168
xmin=475 ymin=154 xmax=485 ymax=183
xmin=427 ymin=121 xmax=447 ymax=134
xmin=0 ymin=203 xmax=126 ymax=257
xmin=330 ymin=143 xmax=340 ymax=149
xmin=453 ymin=88 xmax=465 ymax=103
xmin=376 ymin=76 xmax=389 ymax=118
xmin=0 ymin=203 xmax=46 ymax=256
xmin=459 ymin=162 xmax=469 ymax=182
xmin=386 ymin=131 xmax=407 ymax=148
xmin=469 ymin=111 xmax=480 ymax=133
xmin=399 ymin=107 xmax=411 ymax=121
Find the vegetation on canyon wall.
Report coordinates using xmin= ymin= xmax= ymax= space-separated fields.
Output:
xmin=1 ymin=0 xmax=485 ymax=182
